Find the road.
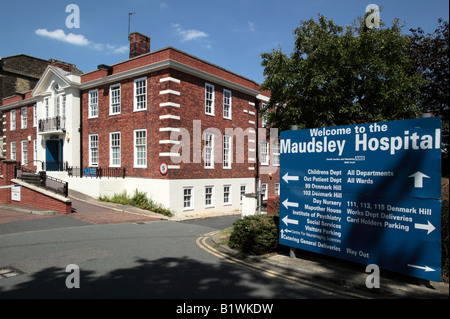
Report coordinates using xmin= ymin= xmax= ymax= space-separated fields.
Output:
xmin=0 ymin=206 xmax=376 ymax=301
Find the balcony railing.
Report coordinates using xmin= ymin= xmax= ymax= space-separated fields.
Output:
xmin=38 ymin=116 xmax=65 ymax=133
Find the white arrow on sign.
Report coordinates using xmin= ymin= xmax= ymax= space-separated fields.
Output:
xmin=408 ymin=171 xmax=430 ymax=188
xmin=282 ymin=198 xmax=299 ymax=209
xmin=415 ymin=221 xmax=436 ymax=235
xmin=282 ymin=215 xmax=299 ymax=226
xmin=407 ymin=264 xmax=435 ymax=272
xmin=282 ymin=172 xmax=299 ymax=184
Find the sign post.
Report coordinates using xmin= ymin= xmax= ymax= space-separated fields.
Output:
xmin=279 ymin=117 xmax=442 ymax=281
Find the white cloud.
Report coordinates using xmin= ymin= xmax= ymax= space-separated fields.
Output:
xmin=172 ymin=23 xmax=209 ymax=42
xmin=35 ymin=28 xmax=127 ymax=54
xmin=35 ymin=28 xmax=89 ymax=46
xmin=248 ymin=21 xmax=256 ymax=32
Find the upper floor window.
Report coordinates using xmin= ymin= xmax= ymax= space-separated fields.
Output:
xmin=10 ymin=110 xmax=16 ymax=131
xmin=223 ymin=89 xmax=232 ymax=119
xmin=134 ymin=77 xmax=147 ymax=111
xmin=110 ymin=132 xmax=121 ymax=167
xmin=21 ymin=107 xmax=27 ymax=129
xmin=273 ymin=142 xmax=280 ymax=166
xmin=223 ymin=135 xmax=231 ymax=169
xmin=89 ymin=90 xmax=99 ymax=118
xmin=110 ymin=84 xmax=121 ymax=115
xmin=204 ymin=132 xmax=214 ymax=169
xmin=205 ymin=83 xmax=215 ymax=116
xmin=33 ymin=105 xmax=37 ymax=127
xmin=260 ymin=141 xmax=269 ymax=166
xmin=134 ymin=129 xmax=147 ymax=167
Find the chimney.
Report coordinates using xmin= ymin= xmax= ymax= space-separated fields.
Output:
xmin=129 ymin=32 xmax=150 ymax=59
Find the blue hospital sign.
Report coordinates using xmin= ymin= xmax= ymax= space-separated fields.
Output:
xmin=279 ymin=117 xmax=442 ymax=281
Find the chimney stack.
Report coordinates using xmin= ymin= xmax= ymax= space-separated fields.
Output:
xmin=129 ymin=32 xmax=150 ymax=59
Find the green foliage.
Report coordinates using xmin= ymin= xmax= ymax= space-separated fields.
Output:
xmin=99 ymin=189 xmax=173 ymax=217
xmin=229 ymin=214 xmax=279 ymax=255
xmin=260 ymin=14 xmax=425 ymax=132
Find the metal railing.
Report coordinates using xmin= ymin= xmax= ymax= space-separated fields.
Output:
xmin=68 ymin=166 xmax=126 ymax=179
xmin=14 ymin=165 xmax=68 ymax=197
xmin=38 ymin=116 xmax=65 ymax=133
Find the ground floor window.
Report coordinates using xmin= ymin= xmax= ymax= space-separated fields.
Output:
xmin=223 ymin=185 xmax=231 ymax=205
xmin=205 ymin=186 xmax=214 ymax=207
xmin=183 ymin=187 xmax=193 ymax=210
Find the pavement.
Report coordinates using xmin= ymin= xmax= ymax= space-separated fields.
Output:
xmin=0 ymin=190 xmax=448 ymax=299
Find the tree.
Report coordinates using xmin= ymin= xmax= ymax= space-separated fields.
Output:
xmin=409 ymin=19 xmax=449 ymax=167
xmin=260 ymin=14 xmax=425 ymax=132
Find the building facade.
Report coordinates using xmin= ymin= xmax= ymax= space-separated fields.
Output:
xmin=1 ymin=33 xmax=280 ymax=216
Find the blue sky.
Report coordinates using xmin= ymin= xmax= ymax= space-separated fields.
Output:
xmin=1 ymin=0 xmax=448 ymax=84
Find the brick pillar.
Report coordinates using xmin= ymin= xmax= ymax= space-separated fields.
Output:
xmin=0 ymin=159 xmax=17 ymax=204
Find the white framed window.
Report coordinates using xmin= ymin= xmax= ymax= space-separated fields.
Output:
xmin=240 ymin=184 xmax=247 ymax=204
xmin=33 ymin=105 xmax=37 ymax=127
xmin=89 ymin=134 xmax=99 ymax=166
xmin=110 ymin=132 xmax=121 ymax=167
xmin=53 ymin=87 xmax=60 ymax=117
xmin=223 ymin=185 xmax=232 ymax=205
xmin=260 ymin=141 xmax=269 ymax=165
xmin=10 ymin=141 xmax=16 ymax=160
xmin=261 ymin=183 xmax=268 ymax=200
xmin=275 ymin=183 xmax=280 ymax=196
xmin=134 ymin=77 xmax=147 ymax=111
xmin=110 ymin=84 xmax=121 ymax=115
xmin=10 ymin=110 xmax=16 ymax=130
xmin=61 ymin=94 xmax=66 ymax=122
xmin=204 ymin=132 xmax=214 ymax=169
xmin=34 ymin=139 xmax=37 ymax=166
xmin=44 ymin=98 xmax=49 ymax=119
xmin=21 ymin=140 xmax=27 ymax=164
xmin=205 ymin=186 xmax=214 ymax=207
xmin=183 ymin=187 xmax=194 ymax=210
xmin=223 ymin=135 xmax=231 ymax=169
xmin=134 ymin=129 xmax=147 ymax=167
xmin=89 ymin=90 xmax=99 ymax=118
xmin=273 ymin=142 xmax=280 ymax=166
xmin=261 ymin=103 xmax=267 ymax=127
xmin=223 ymin=89 xmax=232 ymax=119
xmin=205 ymin=83 xmax=215 ymax=116
xmin=21 ymin=107 xmax=27 ymax=129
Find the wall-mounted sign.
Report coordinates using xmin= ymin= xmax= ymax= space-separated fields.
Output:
xmin=159 ymin=162 xmax=168 ymax=175
xmin=279 ymin=117 xmax=442 ymax=281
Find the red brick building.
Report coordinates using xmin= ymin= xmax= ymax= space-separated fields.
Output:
xmin=1 ymin=33 xmax=280 ymax=216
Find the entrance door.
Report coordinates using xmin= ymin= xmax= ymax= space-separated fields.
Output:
xmin=45 ymin=140 xmax=62 ymax=171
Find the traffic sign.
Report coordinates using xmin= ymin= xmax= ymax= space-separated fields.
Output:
xmin=279 ymin=117 xmax=442 ymax=281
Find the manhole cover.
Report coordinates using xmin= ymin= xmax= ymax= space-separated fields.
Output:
xmin=0 ymin=267 xmax=24 ymax=279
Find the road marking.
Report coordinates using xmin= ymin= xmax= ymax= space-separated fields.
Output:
xmin=196 ymin=231 xmax=373 ymax=298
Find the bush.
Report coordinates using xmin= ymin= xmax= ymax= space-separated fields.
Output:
xmin=229 ymin=214 xmax=279 ymax=255
xmin=99 ymin=189 xmax=173 ymax=217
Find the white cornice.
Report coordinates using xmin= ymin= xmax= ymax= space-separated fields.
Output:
xmin=80 ymin=59 xmax=260 ymax=97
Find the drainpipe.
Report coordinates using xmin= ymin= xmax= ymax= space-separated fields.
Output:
xmin=255 ymin=98 xmax=261 ymax=215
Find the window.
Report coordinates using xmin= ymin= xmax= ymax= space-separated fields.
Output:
xmin=10 ymin=142 xmax=16 ymax=160
xmin=223 ymin=135 xmax=231 ymax=169
xmin=110 ymin=84 xmax=121 ymax=115
xmin=273 ymin=142 xmax=280 ymax=166
xmin=275 ymin=183 xmax=280 ymax=196
xmin=261 ymin=183 xmax=268 ymax=200
xmin=54 ymin=87 xmax=60 ymax=117
xmin=223 ymin=185 xmax=231 ymax=205
xmin=44 ymin=98 xmax=49 ymax=119
xmin=204 ymin=132 xmax=214 ymax=169
xmin=260 ymin=141 xmax=269 ymax=165
xmin=34 ymin=139 xmax=37 ymax=166
xmin=21 ymin=141 xmax=27 ymax=164
xmin=21 ymin=107 xmax=27 ymax=129
xmin=134 ymin=129 xmax=147 ymax=167
xmin=61 ymin=94 xmax=66 ymax=122
xmin=89 ymin=134 xmax=99 ymax=166
xmin=89 ymin=90 xmax=98 ymax=118
xmin=10 ymin=110 xmax=16 ymax=130
xmin=205 ymin=186 xmax=214 ymax=207
xmin=183 ymin=187 xmax=194 ymax=210
xmin=223 ymin=89 xmax=232 ymax=119
xmin=33 ymin=105 xmax=37 ymax=127
xmin=205 ymin=83 xmax=214 ymax=115
xmin=240 ymin=184 xmax=247 ymax=204
xmin=134 ymin=77 xmax=147 ymax=111
xmin=110 ymin=132 xmax=121 ymax=167
xmin=261 ymin=103 xmax=267 ymax=127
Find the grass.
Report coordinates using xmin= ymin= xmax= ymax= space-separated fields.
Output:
xmin=99 ymin=189 xmax=173 ymax=217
